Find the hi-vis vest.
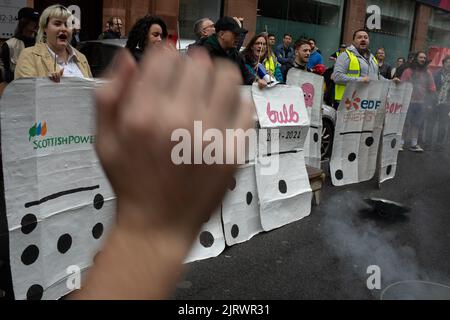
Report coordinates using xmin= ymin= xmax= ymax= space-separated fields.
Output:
xmin=335 ymin=49 xmax=378 ymax=101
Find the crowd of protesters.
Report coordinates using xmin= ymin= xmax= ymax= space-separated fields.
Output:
xmin=0 ymin=4 xmax=449 ymax=300
xmin=0 ymin=5 xmax=449 ymax=148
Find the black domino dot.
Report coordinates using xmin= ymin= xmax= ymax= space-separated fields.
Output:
xmin=386 ymin=165 xmax=393 ymax=175
xmin=229 ymin=178 xmax=236 ymax=191
xmin=231 ymin=225 xmax=240 ymax=239
xmin=57 ymin=234 xmax=72 ymax=254
xmin=335 ymin=170 xmax=344 ymax=180
xmin=26 ymin=284 xmax=43 ymax=300
xmin=92 ymin=223 xmax=104 ymax=240
xmin=21 ymin=214 xmax=37 ymax=235
xmin=199 ymin=231 xmax=214 ymax=248
xmin=246 ymin=192 xmax=253 ymax=205
xmin=348 ymin=153 xmax=357 ymax=162
xmin=279 ymin=180 xmax=288 ymax=194
xmin=366 ymin=137 xmax=374 ymax=147
xmin=391 ymin=139 xmax=397 ymax=149
xmin=313 ymin=133 xmax=319 ymax=143
xmin=93 ymin=194 xmax=104 ymax=210
xmin=21 ymin=245 xmax=39 ymax=265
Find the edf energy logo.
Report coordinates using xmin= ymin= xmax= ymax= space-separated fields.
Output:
xmin=28 ymin=121 xmax=95 ymax=150
xmin=29 ymin=122 xmax=47 ymax=141
xmin=345 ymin=91 xmax=382 ymax=111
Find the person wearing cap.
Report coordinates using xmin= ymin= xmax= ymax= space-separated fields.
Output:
xmin=200 ymin=16 xmax=247 ymax=65
xmin=0 ymin=7 xmax=40 ymax=84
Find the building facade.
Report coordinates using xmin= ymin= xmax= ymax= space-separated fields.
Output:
xmin=1 ymin=0 xmax=449 ymax=65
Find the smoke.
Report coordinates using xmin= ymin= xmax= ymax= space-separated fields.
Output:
xmin=321 ymin=191 xmax=424 ymax=299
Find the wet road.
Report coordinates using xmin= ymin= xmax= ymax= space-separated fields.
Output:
xmin=174 ymin=144 xmax=450 ymax=300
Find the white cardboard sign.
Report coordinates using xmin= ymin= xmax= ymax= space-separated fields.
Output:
xmin=0 ymin=78 xmax=115 ymax=300
xmin=255 ymin=151 xmax=312 ymax=231
xmin=252 ymin=84 xmax=312 ymax=232
xmin=286 ymin=69 xmax=325 ymax=168
xmin=252 ymin=84 xmax=309 ymax=129
xmin=379 ymin=82 xmax=413 ymax=184
xmin=222 ymin=163 xmax=263 ymax=246
xmin=0 ymin=0 xmax=27 ymax=38
xmin=185 ymin=207 xmax=225 ymax=263
xmin=330 ymin=81 xmax=389 ymax=186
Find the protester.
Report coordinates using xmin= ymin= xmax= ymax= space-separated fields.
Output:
xmin=239 ymin=33 xmax=283 ymax=88
xmin=265 ymin=33 xmax=280 ymax=79
xmin=275 ymin=34 xmax=294 ymax=78
xmin=391 ymin=57 xmax=405 ymax=78
xmin=376 ymin=47 xmax=392 ymax=79
xmin=329 ymin=44 xmax=346 ymax=62
xmin=100 ymin=17 xmax=123 ymax=40
xmin=200 ymin=16 xmax=247 ymax=65
xmin=98 ymin=21 xmax=111 ymax=40
xmin=401 ymin=51 xmax=436 ymax=152
xmin=267 ymin=34 xmax=276 ymax=50
xmin=126 ymin=15 xmax=168 ymax=62
xmin=15 ymin=5 xmax=92 ymax=83
xmin=67 ymin=47 xmax=252 ymax=300
xmin=332 ymin=29 xmax=387 ymax=109
xmin=394 ymin=52 xmax=415 ymax=79
xmin=0 ymin=7 xmax=40 ymax=84
xmin=426 ymin=55 xmax=450 ymax=149
xmin=285 ymin=38 xmax=312 ymax=79
xmin=193 ymin=18 xmax=215 ymax=40
xmin=307 ymin=38 xmax=323 ymax=70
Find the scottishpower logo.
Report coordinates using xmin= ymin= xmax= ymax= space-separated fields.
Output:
xmin=28 ymin=121 xmax=95 ymax=150
xmin=29 ymin=122 xmax=47 ymax=141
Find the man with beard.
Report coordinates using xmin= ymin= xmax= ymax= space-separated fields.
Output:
xmin=100 ymin=17 xmax=123 ymax=40
xmin=285 ymin=38 xmax=312 ymax=80
xmin=401 ymin=51 xmax=436 ymax=152
xmin=376 ymin=47 xmax=392 ymax=79
xmin=332 ymin=29 xmax=393 ymax=109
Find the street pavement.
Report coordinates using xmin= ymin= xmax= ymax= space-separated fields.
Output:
xmin=174 ymin=144 xmax=450 ymax=300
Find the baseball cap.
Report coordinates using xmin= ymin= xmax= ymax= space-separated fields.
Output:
xmin=18 ymin=7 xmax=40 ymax=21
xmin=215 ymin=16 xmax=247 ymax=34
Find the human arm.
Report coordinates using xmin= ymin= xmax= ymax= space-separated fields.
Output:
xmin=68 ymin=48 xmax=252 ymax=300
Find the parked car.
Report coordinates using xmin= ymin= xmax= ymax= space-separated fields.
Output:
xmin=77 ymin=38 xmax=195 ymax=78
xmin=321 ymin=104 xmax=336 ymax=160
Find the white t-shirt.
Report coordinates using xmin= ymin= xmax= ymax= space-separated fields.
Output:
xmin=46 ymin=45 xmax=85 ymax=78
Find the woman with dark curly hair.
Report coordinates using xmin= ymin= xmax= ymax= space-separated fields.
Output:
xmin=126 ymin=15 xmax=168 ymax=62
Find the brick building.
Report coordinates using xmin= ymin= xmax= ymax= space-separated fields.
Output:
xmin=1 ymin=0 xmax=449 ymax=65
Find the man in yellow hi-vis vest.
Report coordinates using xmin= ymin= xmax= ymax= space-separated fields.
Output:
xmin=332 ymin=29 xmax=398 ymax=109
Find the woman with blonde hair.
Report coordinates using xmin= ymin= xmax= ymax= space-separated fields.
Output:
xmin=15 ymin=4 xmax=91 ymax=83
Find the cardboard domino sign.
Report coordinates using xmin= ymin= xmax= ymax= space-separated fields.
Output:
xmin=330 ymin=81 xmax=390 ymax=186
xmin=255 ymin=151 xmax=312 ymax=231
xmin=379 ymin=82 xmax=413 ymax=184
xmin=286 ymin=69 xmax=325 ymax=169
xmin=0 ymin=78 xmax=115 ymax=300
xmin=222 ymin=163 xmax=263 ymax=246
xmin=184 ymin=207 xmax=225 ymax=263
xmin=252 ymin=84 xmax=312 ymax=232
